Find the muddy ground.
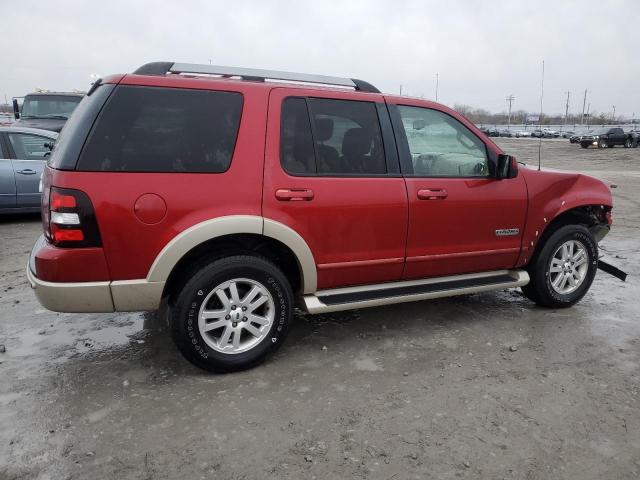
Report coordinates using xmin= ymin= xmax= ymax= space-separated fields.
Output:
xmin=1 ymin=139 xmax=639 ymax=479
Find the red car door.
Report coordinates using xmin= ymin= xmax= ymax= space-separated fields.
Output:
xmin=386 ymin=97 xmax=528 ymax=279
xmin=263 ymin=88 xmax=408 ymax=290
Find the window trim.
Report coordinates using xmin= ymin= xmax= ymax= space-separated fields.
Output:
xmin=75 ymin=84 xmax=244 ymax=174
xmin=0 ymin=133 xmax=8 ymax=158
xmin=279 ymin=95 xmax=401 ymax=178
xmin=389 ymin=104 xmax=497 ymax=178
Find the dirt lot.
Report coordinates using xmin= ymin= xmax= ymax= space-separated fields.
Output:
xmin=1 ymin=139 xmax=639 ymax=479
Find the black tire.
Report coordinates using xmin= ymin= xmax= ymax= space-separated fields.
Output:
xmin=598 ymin=139 xmax=607 ymax=149
xmin=624 ymin=138 xmax=632 ymax=148
xmin=521 ymin=225 xmax=598 ymax=308
xmin=169 ymin=255 xmax=293 ymax=373
xmin=580 ymin=143 xmax=589 ymax=149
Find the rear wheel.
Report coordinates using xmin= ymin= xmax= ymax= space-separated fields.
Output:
xmin=598 ymin=139 xmax=607 ymax=148
xmin=521 ymin=225 xmax=598 ymax=308
xmin=580 ymin=143 xmax=589 ymax=149
xmin=169 ymin=255 xmax=293 ymax=372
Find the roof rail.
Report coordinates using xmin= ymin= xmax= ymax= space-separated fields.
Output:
xmin=132 ymin=62 xmax=381 ymax=94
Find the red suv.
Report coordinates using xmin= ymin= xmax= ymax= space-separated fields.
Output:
xmin=28 ymin=62 xmax=613 ymax=372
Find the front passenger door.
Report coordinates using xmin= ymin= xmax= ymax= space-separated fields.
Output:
xmin=389 ymin=102 xmax=528 ymax=279
xmin=6 ymin=132 xmax=51 ymax=208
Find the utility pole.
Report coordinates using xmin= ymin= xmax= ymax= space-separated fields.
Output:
xmin=581 ymin=89 xmax=588 ymax=124
xmin=586 ymin=103 xmax=591 ymax=126
xmin=506 ymin=94 xmax=515 ymax=130
xmin=399 ymin=84 xmax=402 ymax=96
xmin=612 ymin=105 xmax=616 ymax=123
xmin=564 ymin=91 xmax=570 ymax=125
xmin=435 ymin=73 xmax=439 ymax=102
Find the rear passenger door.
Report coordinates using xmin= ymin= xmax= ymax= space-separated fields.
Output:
xmin=0 ymin=135 xmax=16 ymax=209
xmin=263 ymin=88 xmax=408 ymax=290
xmin=6 ymin=132 xmax=51 ymax=208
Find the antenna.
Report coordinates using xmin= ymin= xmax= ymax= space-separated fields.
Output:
xmin=538 ymin=60 xmax=545 ymax=171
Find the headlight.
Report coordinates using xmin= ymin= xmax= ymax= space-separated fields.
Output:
xmin=594 ymin=136 xmax=599 ymax=139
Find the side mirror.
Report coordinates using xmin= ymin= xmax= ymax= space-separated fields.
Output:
xmin=12 ymin=99 xmax=20 ymax=120
xmin=496 ymin=154 xmax=518 ymax=179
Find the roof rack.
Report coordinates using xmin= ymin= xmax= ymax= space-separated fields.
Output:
xmin=133 ymin=62 xmax=380 ymax=94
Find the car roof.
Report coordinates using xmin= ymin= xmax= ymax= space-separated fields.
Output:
xmin=0 ymin=126 xmax=59 ymax=137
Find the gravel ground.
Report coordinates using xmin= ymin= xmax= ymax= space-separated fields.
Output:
xmin=0 ymin=138 xmax=639 ymax=479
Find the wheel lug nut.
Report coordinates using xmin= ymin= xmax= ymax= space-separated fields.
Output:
xmin=231 ymin=305 xmax=236 ymax=310
xmin=232 ymin=322 xmax=237 ymax=327
xmin=243 ymin=316 xmax=248 ymax=321
xmin=242 ymin=306 xmax=247 ymax=311
xmin=225 ymin=315 xmax=230 ymax=320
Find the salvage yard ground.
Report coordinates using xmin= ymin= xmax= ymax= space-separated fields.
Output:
xmin=1 ymin=138 xmax=639 ymax=479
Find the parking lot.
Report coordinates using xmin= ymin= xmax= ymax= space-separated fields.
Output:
xmin=1 ymin=138 xmax=639 ymax=479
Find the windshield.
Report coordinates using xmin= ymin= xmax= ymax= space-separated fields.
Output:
xmin=21 ymin=95 xmax=83 ymax=119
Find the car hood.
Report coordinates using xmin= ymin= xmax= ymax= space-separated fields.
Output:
xmin=13 ymin=117 xmax=66 ymax=133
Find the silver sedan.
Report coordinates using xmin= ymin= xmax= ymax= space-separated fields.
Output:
xmin=0 ymin=126 xmax=57 ymax=213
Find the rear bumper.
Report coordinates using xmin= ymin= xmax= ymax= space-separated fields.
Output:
xmin=27 ymin=265 xmax=115 ymax=312
xmin=27 ymin=236 xmax=164 ymax=313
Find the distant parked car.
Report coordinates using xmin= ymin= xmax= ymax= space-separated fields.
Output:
xmin=0 ymin=126 xmax=57 ymax=213
xmin=560 ymin=131 xmax=575 ymax=139
xmin=514 ymin=130 xmax=531 ymax=137
xmin=569 ymin=133 xmax=583 ymax=143
xmin=580 ymin=127 xmax=635 ymax=149
xmin=485 ymin=128 xmax=500 ymax=137
xmin=498 ymin=128 xmax=513 ymax=137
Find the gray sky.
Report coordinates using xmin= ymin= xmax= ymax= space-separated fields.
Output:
xmin=5 ymin=0 xmax=639 ymax=118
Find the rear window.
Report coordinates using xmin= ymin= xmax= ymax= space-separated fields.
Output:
xmin=77 ymin=85 xmax=243 ymax=173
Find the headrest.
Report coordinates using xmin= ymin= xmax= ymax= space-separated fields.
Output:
xmin=342 ymin=128 xmax=372 ymax=157
xmin=315 ymin=117 xmax=334 ymax=142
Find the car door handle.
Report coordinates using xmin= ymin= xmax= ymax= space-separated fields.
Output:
xmin=275 ymin=188 xmax=314 ymax=201
xmin=417 ymin=188 xmax=448 ymax=200
xmin=16 ymin=169 xmax=37 ymax=175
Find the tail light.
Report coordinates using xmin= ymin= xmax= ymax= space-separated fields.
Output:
xmin=44 ymin=187 xmax=102 ymax=248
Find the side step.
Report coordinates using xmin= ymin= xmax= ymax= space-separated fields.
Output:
xmin=302 ymin=269 xmax=529 ymax=314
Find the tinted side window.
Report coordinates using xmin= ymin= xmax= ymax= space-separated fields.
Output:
xmin=308 ymin=98 xmax=386 ymax=175
xmin=78 ymin=86 xmax=243 ymax=172
xmin=8 ymin=133 xmax=52 ymax=160
xmin=397 ymin=106 xmax=488 ymax=177
xmin=281 ymin=98 xmax=316 ymax=174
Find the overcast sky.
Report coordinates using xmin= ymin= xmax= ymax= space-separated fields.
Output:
xmin=4 ymin=0 xmax=639 ymax=117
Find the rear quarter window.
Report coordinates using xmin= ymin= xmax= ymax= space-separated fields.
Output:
xmin=77 ymin=86 xmax=243 ymax=173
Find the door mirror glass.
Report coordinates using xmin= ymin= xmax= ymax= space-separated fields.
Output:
xmin=496 ymin=154 xmax=518 ymax=179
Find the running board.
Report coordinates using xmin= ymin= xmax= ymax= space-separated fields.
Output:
xmin=302 ymin=269 xmax=529 ymax=314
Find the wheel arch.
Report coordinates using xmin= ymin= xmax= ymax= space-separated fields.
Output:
xmin=522 ymin=204 xmax=609 ymax=267
xmin=148 ymin=215 xmax=317 ymax=298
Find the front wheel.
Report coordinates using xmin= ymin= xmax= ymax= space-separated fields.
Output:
xmin=169 ymin=255 xmax=293 ymax=372
xmin=624 ymin=139 xmax=632 ymax=148
xmin=598 ymin=139 xmax=608 ymax=149
xmin=580 ymin=143 xmax=589 ymax=149
xmin=521 ymin=225 xmax=598 ymax=308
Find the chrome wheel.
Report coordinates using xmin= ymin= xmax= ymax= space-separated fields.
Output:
xmin=599 ymin=140 xmax=607 ymax=148
xmin=548 ymin=240 xmax=589 ymax=295
xmin=198 ymin=278 xmax=275 ymax=354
